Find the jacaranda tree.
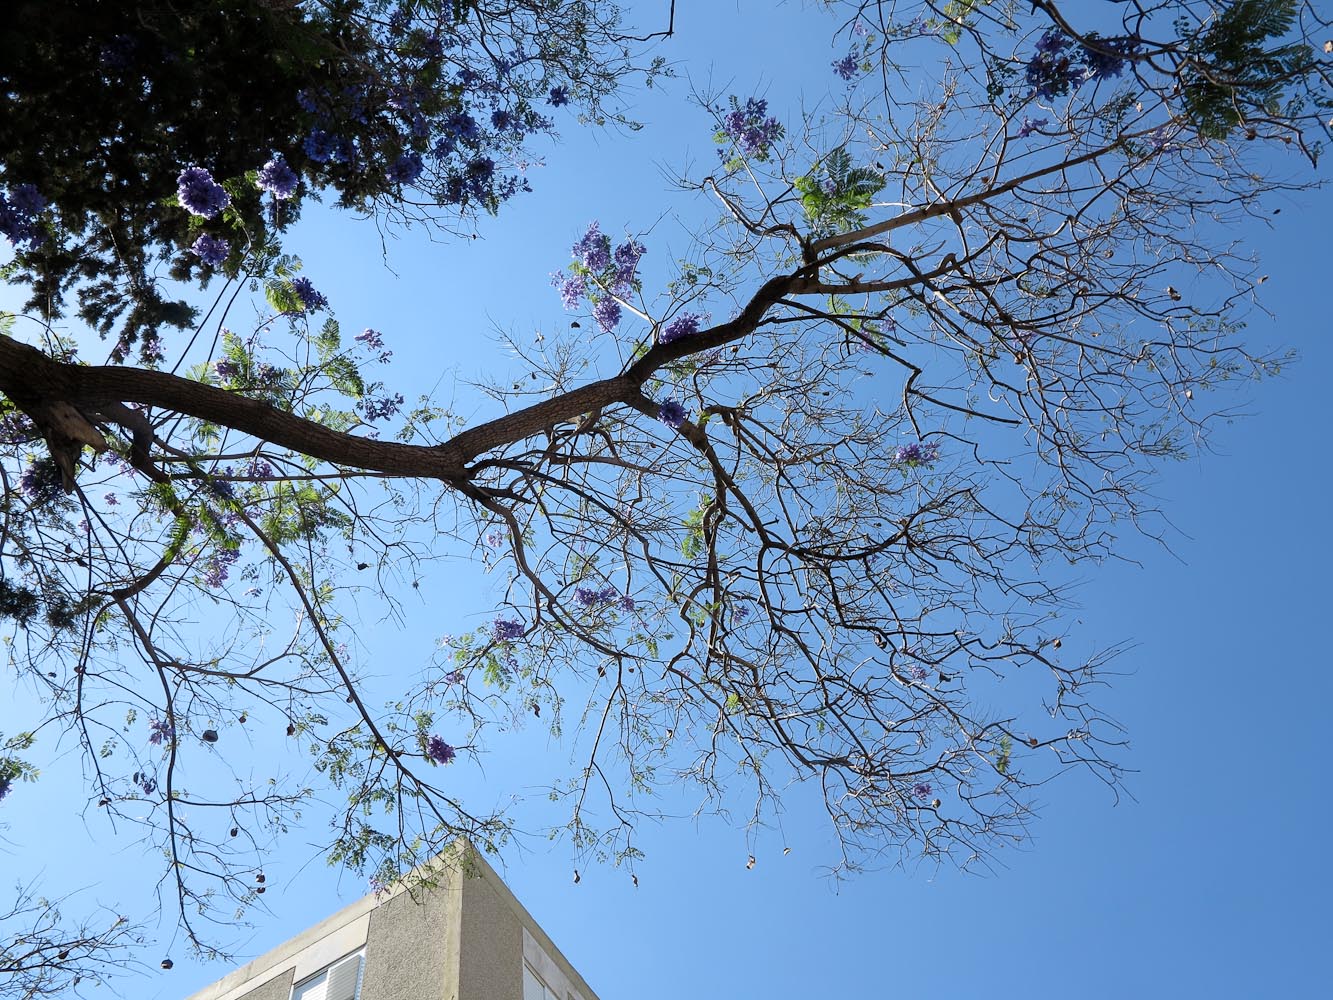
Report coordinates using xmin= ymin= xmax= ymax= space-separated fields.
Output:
xmin=1 ymin=0 xmax=1328 ymax=991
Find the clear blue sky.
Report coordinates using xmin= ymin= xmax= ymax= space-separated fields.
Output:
xmin=3 ymin=2 xmax=1330 ymax=998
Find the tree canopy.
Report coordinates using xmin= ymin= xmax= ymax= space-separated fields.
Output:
xmin=1 ymin=0 xmax=1329 ymax=991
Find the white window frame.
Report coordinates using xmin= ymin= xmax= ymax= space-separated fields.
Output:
xmin=291 ymin=948 xmax=365 ymax=1000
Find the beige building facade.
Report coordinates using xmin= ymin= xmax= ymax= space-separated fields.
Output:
xmin=182 ymin=847 xmax=600 ymax=1000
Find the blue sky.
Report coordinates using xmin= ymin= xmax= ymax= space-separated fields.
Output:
xmin=3 ymin=2 xmax=1330 ymax=998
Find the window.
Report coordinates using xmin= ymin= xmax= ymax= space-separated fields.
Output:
xmin=523 ymin=962 xmax=562 ymax=1000
xmin=292 ymin=951 xmax=363 ymax=1000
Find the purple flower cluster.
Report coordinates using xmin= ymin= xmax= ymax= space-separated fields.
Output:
xmin=387 ymin=151 xmax=425 ymax=184
xmin=18 ymin=459 xmax=64 ymax=505
xmin=0 ymin=184 xmax=47 ymax=249
xmin=148 ymin=717 xmax=176 ymax=746
xmin=256 ymin=156 xmax=299 ymax=199
xmin=719 ymin=97 xmax=783 ymax=160
xmin=190 ymin=233 xmax=230 ymax=267
xmin=892 ymin=441 xmax=940 ymax=467
xmin=177 ymin=167 xmax=231 ymax=218
xmin=908 ymin=664 xmax=929 ymax=682
xmin=361 ymin=393 xmax=404 ymax=422
xmin=444 ymin=669 xmax=466 ymax=686
xmin=660 ymin=312 xmax=702 ymax=345
xmin=355 ymin=327 xmax=393 ymax=362
xmin=291 ymin=277 xmax=328 ymax=313
xmin=658 ymin=399 xmax=687 ymax=429
xmin=548 ymin=86 xmax=570 ymax=107
xmin=592 ymin=298 xmax=622 ymax=333
xmin=912 ymin=782 xmax=932 ymax=801
xmin=214 ymin=359 xmax=239 ymax=381
xmin=556 ymin=223 xmax=647 ymax=331
xmin=202 ymin=548 xmax=240 ymax=588
xmin=493 ymin=618 xmax=524 ymax=641
xmin=1026 ymin=29 xmax=1140 ymax=102
xmin=1016 ymin=117 xmax=1049 ymax=139
xmin=427 ymin=735 xmax=456 ymax=764
xmin=0 ymin=412 xmax=37 ymax=445
xmin=572 ymin=221 xmax=612 ymax=272
xmin=832 ymin=52 xmax=859 ymax=81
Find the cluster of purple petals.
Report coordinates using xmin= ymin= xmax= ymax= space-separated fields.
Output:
xmin=893 ymin=441 xmax=940 ymax=466
xmin=832 ymin=52 xmax=859 ymax=80
xmin=291 ymin=277 xmax=328 ymax=313
xmin=592 ymin=298 xmax=622 ymax=333
xmin=136 ymin=772 xmax=158 ymax=795
xmin=190 ymin=233 xmax=230 ymax=267
xmin=0 ymin=184 xmax=47 ymax=249
xmin=355 ymin=328 xmax=385 ymax=351
xmin=1016 ymin=117 xmax=1049 ymax=139
xmin=18 ymin=460 xmax=64 ymax=505
xmin=493 ymin=618 xmax=524 ymax=641
xmin=721 ymin=98 xmax=783 ymax=159
xmin=658 ymin=400 xmax=687 ymax=429
xmin=246 ymin=458 xmax=273 ymax=479
xmin=427 ymin=735 xmax=456 ymax=764
xmin=660 ymin=313 xmax=702 ymax=345
xmin=256 ymin=157 xmax=299 ymax=198
xmin=554 ymin=272 xmax=587 ymax=310
xmin=912 ymin=782 xmax=932 ymax=801
xmin=444 ymin=669 xmax=466 ymax=685
xmin=1026 ymin=29 xmax=1140 ymax=101
xmin=177 ymin=167 xmax=231 ymax=218
xmin=387 ymin=152 xmax=425 ymax=184
xmin=908 ymin=664 xmax=929 ymax=682
xmin=202 ymin=548 xmax=240 ymax=588
xmin=214 ymin=359 xmax=239 ymax=381
xmin=361 ymin=393 xmax=404 ymax=422
xmin=613 ymin=239 xmax=646 ymax=289
xmin=0 ymin=412 xmax=37 ymax=445
xmin=572 ymin=586 xmax=634 ymax=612
xmin=148 ymin=717 xmax=176 ymax=746
xmin=548 ymin=86 xmax=570 ymax=107
xmin=572 ymin=222 xmax=612 ymax=272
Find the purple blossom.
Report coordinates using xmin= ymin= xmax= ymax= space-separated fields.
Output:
xmin=1025 ymin=30 xmax=1081 ymax=101
xmin=355 ymin=328 xmax=385 ymax=351
xmin=190 ymin=233 xmax=230 ymax=267
xmin=657 ymin=399 xmax=687 ymax=429
xmin=303 ymin=129 xmax=338 ymax=163
xmin=618 ymin=595 xmax=636 ymax=613
xmin=8 ymin=184 xmax=46 ymax=215
xmin=426 ymin=736 xmax=456 ymax=764
xmin=493 ymin=618 xmax=524 ymax=641
xmin=592 ymin=297 xmax=622 ymax=333
xmin=548 ymin=85 xmax=570 ymax=107
xmin=832 ymin=52 xmax=859 ymax=80
xmin=892 ymin=441 xmax=940 ymax=467
xmin=554 ymin=272 xmax=586 ymax=310
xmin=574 ymin=585 xmax=621 ymax=609
xmin=1081 ymin=33 xmax=1140 ymax=81
xmin=720 ymin=97 xmax=783 ymax=160
xmin=0 ymin=412 xmax=36 ymax=445
xmin=0 ymin=185 xmax=47 ymax=249
xmin=18 ymin=460 xmax=63 ymax=504
xmin=141 ymin=336 xmax=165 ymax=364
xmin=572 ymin=222 xmax=611 ymax=273
xmin=256 ymin=157 xmax=299 ymax=199
xmin=1016 ymin=117 xmax=1049 ymax=139
xmin=660 ymin=312 xmax=702 ymax=345
xmin=908 ymin=664 xmax=929 ymax=682
xmin=245 ymin=458 xmax=273 ymax=479
xmin=104 ymin=492 xmax=119 ymax=507
xmin=445 ymin=110 xmax=480 ymax=141
xmin=912 ymin=782 xmax=932 ymax=801
xmin=214 ymin=359 xmax=238 ymax=381
xmin=176 ymin=167 xmax=230 ymax=218
xmin=444 ymin=669 xmax=466 ymax=685
xmin=612 ymin=239 xmax=646 ymax=290
xmin=491 ymin=109 xmax=514 ymax=131
xmin=361 ymin=393 xmax=404 ymax=422
xmin=202 ymin=548 xmax=240 ymax=589
xmin=290 ymin=277 xmax=328 ymax=313
xmin=148 ymin=717 xmax=176 ymax=746
xmin=387 ymin=152 xmax=425 ymax=184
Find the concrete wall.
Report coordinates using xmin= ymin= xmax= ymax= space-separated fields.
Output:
xmin=180 ymin=842 xmax=600 ymax=1000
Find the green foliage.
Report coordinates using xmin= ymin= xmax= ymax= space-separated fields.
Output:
xmin=1181 ymin=0 xmax=1311 ymax=139
xmin=794 ymin=147 xmax=885 ymax=237
xmin=681 ymin=494 xmax=714 ymax=560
